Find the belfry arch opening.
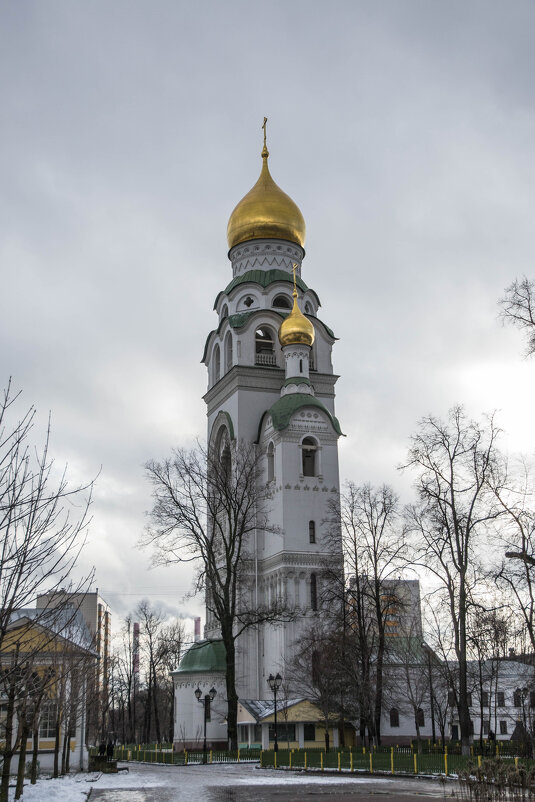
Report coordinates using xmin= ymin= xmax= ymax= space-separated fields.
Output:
xmin=255 ymin=327 xmax=276 ymax=366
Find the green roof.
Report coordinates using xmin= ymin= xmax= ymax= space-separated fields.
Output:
xmin=282 ymin=377 xmax=312 ymax=387
xmin=268 ymin=394 xmax=343 ymax=436
xmin=175 ymin=639 xmax=226 ymax=674
xmin=213 ymin=269 xmax=321 ymax=310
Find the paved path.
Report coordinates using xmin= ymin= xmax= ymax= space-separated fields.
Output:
xmin=87 ymin=762 xmax=454 ymax=801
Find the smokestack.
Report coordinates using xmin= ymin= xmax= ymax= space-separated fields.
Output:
xmin=194 ymin=617 xmax=201 ymax=642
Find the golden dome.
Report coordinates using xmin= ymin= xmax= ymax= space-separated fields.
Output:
xmin=279 ymin=287 xmax=315 ymax=348
xmin=227 ymin=146 xmax=306 ymax=250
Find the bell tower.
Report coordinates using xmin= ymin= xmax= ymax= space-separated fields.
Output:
xmin=201 ymin=123 xmax=343 ymax=700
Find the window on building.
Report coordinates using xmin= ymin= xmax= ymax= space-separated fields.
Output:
xmin=305 ymin=302 xmax=312 ymax=314
xmin=273 ymin=294 xmax=292 ymax=309
xmin=469 ymin=719 xmax=474 ymax=736
xmin=497 ymin=691 xmax=505 ymax=707
xmin=310 ymin=573 xmax=318 ymax=611
xmin=39 ymin=702 xmax=57 ymax=739
xmin=416 ymin=708 xmax=425 ymax=727
xmin=304 ymin=722 xmax=315 ymax=741
xmin=243 ymin=295 xmax=254 ymax=308
xmin=500 ymin=720 xmax=508 ymax=735
xmin=482 ymin=691 xmax=489 ymax=707
xmin=302 ymin=437 xmax=317 ymax=477
xmin=225 ymin=332 xmax=233 ymax=373
xmin=390 ymin=708 xmax=400 ymax=728
xmin=220 ymin=304 xmax=228 ymax=319
xmin=483 ymin=720 xmax=490 ymax=735
xmin=213 ymin=344 xmax=221 ymax=383
xmin=448 ymin=690 xmax=456 ymax=707
xmin=514 ymin=689 xmax=522 ymax=708
xmin=467 ymin=693 xmax=472 ymax=708
xmin=530 ymin=691 xmax=535 ymax=709
xmin=269 ymin=722 xmax=295 ymax=742
xmin=267 ymin=442 xmax=275 ymax=482
xmin=309 ymin=521 xmax=316 ymax=544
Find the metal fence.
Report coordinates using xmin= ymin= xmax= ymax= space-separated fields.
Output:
xmin=89 ymin=745 xmax=261 ymax=765
xmin=260 ymin=747 xmax=535 ymax=777
xmin=89 ymin=744 xmax=535 ymax=778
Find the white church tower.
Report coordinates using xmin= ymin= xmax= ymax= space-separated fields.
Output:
xmin=173 ymin=125 xmax=343 ymax=748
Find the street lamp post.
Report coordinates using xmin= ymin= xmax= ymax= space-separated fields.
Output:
xmin=194 ymin=686 xmax=217 ymax=764
xmin=268 ymin=672 xmax=282 ymax=752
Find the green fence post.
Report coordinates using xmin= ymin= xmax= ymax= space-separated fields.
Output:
xmin=391 ymin=747 xmax=394 ymax=774
xmin=305 ymin=752 xmax=307 ymax=770
xmin=370 ymin=752 xmax=373 ymax=773
xmin=321 ymin=752 xmax=323 ymax=772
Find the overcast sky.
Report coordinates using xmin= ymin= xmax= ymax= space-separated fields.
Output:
xmin=1 ymin=1 xmax=534 ymax=635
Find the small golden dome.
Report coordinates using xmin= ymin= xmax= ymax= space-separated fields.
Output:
xmin=279 ymin=288 xmax=315 ymax=348
xmin=227 ymin=146 xmax=306 ymax=250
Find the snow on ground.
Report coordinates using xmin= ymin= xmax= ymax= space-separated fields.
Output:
xmin=9 ymin=762 xmax=442 ymax=801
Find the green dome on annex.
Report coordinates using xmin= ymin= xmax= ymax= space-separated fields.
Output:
xmin=175 ymin=639 xmax=226 ymax=674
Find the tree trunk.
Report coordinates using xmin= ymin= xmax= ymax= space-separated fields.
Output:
xmin=61 ymin=725 xmax=69 ymax=775
xmin=152 ymin=662 xmax=161 ymax=743
xmin=31 ymin=725 xmax=40 ymax=784
xmin=15 ymin=716 xmax=30 ymax=800
xmin=222 ymin=630 xmax=238 ymax=750
xmin=0 ymin=683 xmax=18 ymax=802
xmin=53 ymin=715 xmax=61 ymax=778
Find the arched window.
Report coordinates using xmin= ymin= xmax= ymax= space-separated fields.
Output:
xmin=302 ymin=437 xmax=317 ymax=477
xmin=299 ymin=359 xmax=303 ymax=373
xmin=220 ymin=304 xmax=228 ymax=320
xmin=514 ymin=689 xmax=522 ymax=707
xmin=273 ymin=294 xmax=292 ymax=309
xmin=305 ymin=301 xmax=312 ymax=314
xmin=390 ymin=708 xmax=399 ymax=728
xmin=255 ymin=328 xmax=276 ymax=366
xmin=267 ymin=442 xmax=274 ymax=482
xmin=310 ymin=573 xmax=318 ymax=611
xmin=225 ymin=332 xmax=233 ymax=373
xmin=309 ymin=521 xmax=316 ymax=544
xmin=213 ymin=344 xmax=221 ymax=383
xmin=416 ymin=708 xmax=425 ymax=727
xmin=221 ymin=442 xmax=231 ymax=483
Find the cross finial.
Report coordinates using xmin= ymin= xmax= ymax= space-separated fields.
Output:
xmin=261 ymin=117 xmax=269 ymax=157
xmin=292 ymin=262 xmax=298 ymax=297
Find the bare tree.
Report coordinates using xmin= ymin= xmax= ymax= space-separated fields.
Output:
xmin=144 ymin=441 xmax=291 ymax=749
xmin=328 ymin=482 xmax=406 ymax=745
xmin=286 ymin=623 xmax=344 ymax=752
xmin=499 ymin=277 xmax=535 ymax=356
xmin=403 ymin=406 xmax=503 ymax=755
xmin=492 ymin=463 xmax=535 ymax=654
xmin=0 ymin=382 xmax=94 ymax=802
xmin=386 ymin=628 xmax=430 ymax=752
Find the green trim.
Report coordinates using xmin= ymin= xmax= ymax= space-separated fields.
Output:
xmin=174 ymin=639 xmax=226 ymax=674
xmin=228 ymin=310 xmax=256 ymax=329
xmin=213 ymin=269 xmax=321 ymax=309
xmin=267 ymin=394 xmax=344 ymax=436
xmin=210 ymin=410 xmax=235 ymax=442
xmin=282 ymin=377 xmax=312 ymax=387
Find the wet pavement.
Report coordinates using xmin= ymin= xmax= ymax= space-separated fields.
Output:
xmin=87 ymin=762 xmax=455 ymax=801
